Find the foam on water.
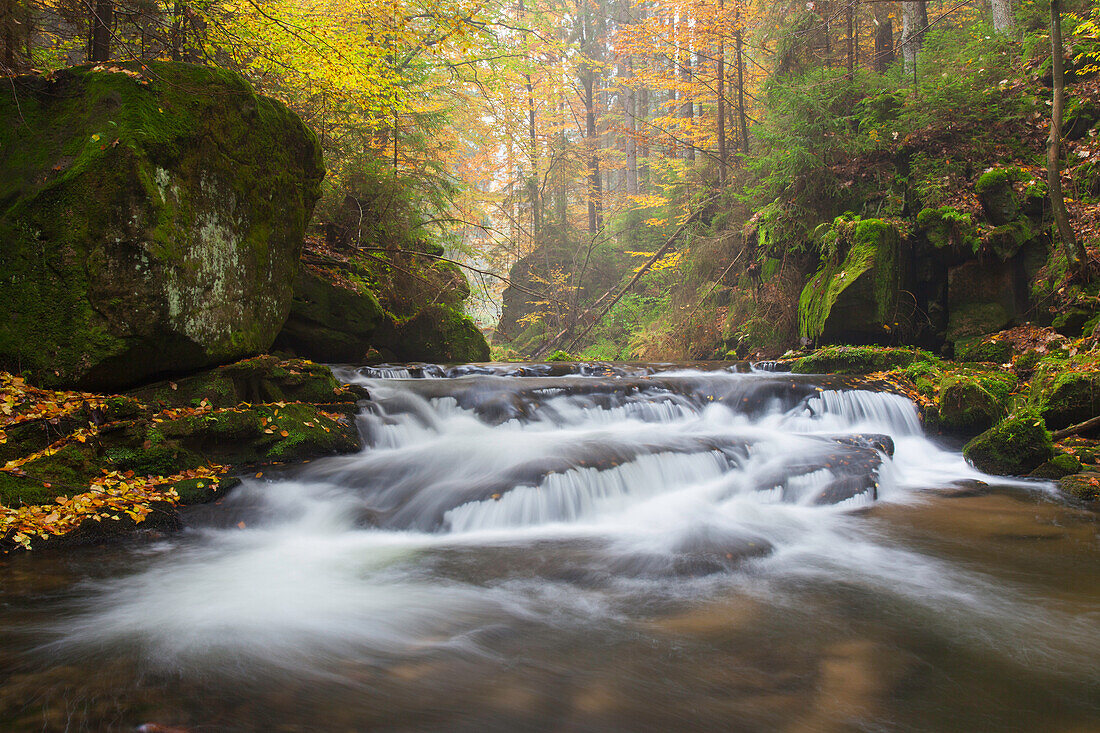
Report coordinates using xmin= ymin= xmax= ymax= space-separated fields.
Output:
xmin=46 ymin=364 xmax=1080 ymax=684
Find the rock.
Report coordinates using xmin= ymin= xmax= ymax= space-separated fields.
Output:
xmin=0 ymin=62 xmax=323 ymax=390
xmin=954 ymin=336 xmax=1014 ymax=364
xmin=149 ymin=402 xmax=360 ymax=467
xmin=1058 ymin=472 xmax=1100 ymax=502
xmin=273 ymin=265 xmax=385 ymax=362
xmin=985 ymin=219 xmax=1032 ymax=261
xmin=936 ymin=369 xmax=1015 ymax=434
xmin=1029 ymin=354 xmax=1100 ymax=429
xmin=790 ymin=346 xmax=932 ymax=375
xmin=963 ymin=410 xmax=1054 ymax=476
xmin=377 ymin=305 xmax=491 ymax=363
xmin=128 ymin=355 xmax=362 ymax=409
xmin=1064 ymin=98 xmax=1100 ymax=141
xmin=915 ymin=206 xmax=979 ymax=254
xmin=798 ymin=219 xmax=912 ymax=344
xmin=945 ymin=262 xmax=1015 ymax=343
xmin=975 ymin=168 xmax=1020 ymax=226
xmin=1029 ymin=454 xmax=1083 ymax=480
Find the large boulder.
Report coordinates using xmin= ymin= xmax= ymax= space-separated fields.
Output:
xmin=798 ymin=219 xmax=912 ymax=344
xmin=0 ymin=62 xmax=323 ymax=390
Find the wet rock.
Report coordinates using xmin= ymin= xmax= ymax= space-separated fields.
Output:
xmin=1058 ymin=471 xmax=1100 ymax=502
xmin=0 ymin=62 xmax=323 ymax=390
xmin=1029 ymin=353 xmax=1100 ymax=430
xmin=1029 ymin=454 xmax=1083 ymax=480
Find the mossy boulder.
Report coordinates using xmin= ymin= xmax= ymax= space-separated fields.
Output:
xmin=798 ymin=219 xmax=911 ymax=343
xmin=936 ymin=368 xmax=1016 ymax=434
xmin=386 ymin=305 xmax=490 ymax=363
xmin=963 ymin=409 xmax=1054 ymax=476
xmin=151 ymin=402 xmax=360 ymax=467
xmin=954 ymin=335 xmax=1014 ymax=364
xmin=1029 ymin=453 xmax=1083 ymax=480
xmin=273 ymin=265 xmax=385 ymax=362
xmin=128 ymin=355 xmax=360 ymax=409
xmin=916 ymin=206 xmax=979 ymax=253
xmin=975 ymin=168 xmax=1020 ymax=225
xmin=1058 ymin=471 xmax=1100 ymax=502
xmin=0 ymin=61 xmax=324 ymax=390
xmin=790 ymin=346 xmax=932 ymax=375
xmin=986 ymin=219 xmax=1033 ymax=260
xmin=1029 ymin=354 xmax=1100 ymax=429
xmin=1064 ymin=97 xmax=1100 ymax=141
xmin=945 ymin=262 xmax=1015 ymax=343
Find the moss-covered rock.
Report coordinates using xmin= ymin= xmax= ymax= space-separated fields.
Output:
xmin=1029 ymin=353 xmax=1100 ymax=429
xmin=916 ymin=206 xmax=979 ymax=252
xmin=963 ymin=409 xmax=1054 ymax=476
xmin=954 ymin=335 xmax=1014 ymax=364
xmin=376 ymin=305 xmax=490 ymax=363
xmin=790 ymin=346 xmax=932 ymax=374
xmin=986 ymin=219 xmax=1033 ymax=260
xmin=128 ymin=355 xmax=359 ymax=409
xmin=152 ymin=402 xmax=359 ymax=467
xmin=1029 ymin=453 xmax=1083 ymax=480
xmin=945 ymin=262 xmax=1016 ymax=343
xmin=1064 ymin=97 xmax=1100 ymax=141
xmin=0 ymin=62 xmax=324 ymax=390
xmin=975 ymin=167 xmax=1020 ymax=225
xmin=937 ymin=368 xmax=1016 ymax=434
xmin=273 ymin=265 xmax=385 ymax=362
xmin=1058 ymin=471 xmax=1100 ymax=502
xmin=798 ymin=219 xmax=911 ymax=343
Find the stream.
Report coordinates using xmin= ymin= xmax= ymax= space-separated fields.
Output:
xmin=1 ymin=362 xmax=1098 ymax=732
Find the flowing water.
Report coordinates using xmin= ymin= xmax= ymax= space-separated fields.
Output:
xmin=1 ymin=362 xmax=1098 ymax=732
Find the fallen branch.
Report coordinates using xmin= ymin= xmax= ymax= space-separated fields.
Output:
xmin=531 ymin=197 xmax=718 ymax=359
xmin=1053 ymin=415 xmax=1100 ymax=441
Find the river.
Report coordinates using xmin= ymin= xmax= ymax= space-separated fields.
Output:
xmin=1 ymin=362 xmax=1097 ymax=731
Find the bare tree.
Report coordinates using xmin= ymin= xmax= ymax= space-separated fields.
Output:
xmin=872 ymin=3 xmax=895 ymax=73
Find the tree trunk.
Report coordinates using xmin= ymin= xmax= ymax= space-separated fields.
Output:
xmin=716 ymin=0 xmax=726 ymax=186
xmin=846 ymin=3 xmax=855 ymax=77
xmin=735 ymin=20 xmax=748 ymax=153
xmin=583 ymin=72 xmax=602 ymax=233
xmin=624 ymin=57 xmax=639 ymax=195
xmin=901 ymin=1 xmax=928 ymax=76
xmin=680 ymin=40 xmax=694 ymax=161
xmin=991 ymin=0 xmax=1015 ymax=33
xmin=1048 ymin=0 xmax=1087 ymax=273
xmin=90 ymin=0 xmax=113 ymax=62
xmin=872 ymin=4 xmax=894 ymax=73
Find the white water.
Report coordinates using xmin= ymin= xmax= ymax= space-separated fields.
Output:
xmin=44 ymin=365 xmax=1097 ymax=702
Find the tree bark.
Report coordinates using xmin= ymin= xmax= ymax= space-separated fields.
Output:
xmin=716 ymin=0 xmax=727 ymax=186
xmin=735 ymin=19 xmax=748 ymax=153
xmin=624 ymin=57 xmax=639 ymax=195
xmin=90 ymin=0 xmax=113 ymax=62
xmin=901 ymin=1 xmax=927 ymax=76
xmin=1048 ymin=0 xmax=1087 ymax=273
xmin=991 ymin=0 xmax=1015 ymax=34
xmin=872 ymin=3 xmax=894 ymax=73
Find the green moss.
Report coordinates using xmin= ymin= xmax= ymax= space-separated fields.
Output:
xmin=791 ymin=346 xmax=933 ymax=374
xmin=0 ymin=61 xmax=324 ymax=389
xmin=916 ymin=206 xmax=979 ymax=252
xmin=955 ymin=336 xmax=1014 ymax=364
xmin=963 ymin=408 xmax=1054 ymax=476
xmin=1029 ymin=453 xmax=1083 ymax=480
xmin=936 ymin=368 xmax=1017 ymax=434
xmin=986 ymin=219 xmax=1032 ymax=260
xmin=1058 ymin=472 xmax=1100 ymax=502
xmin=975 ymin=167 xmax=1022 ymax=225
xmin=797 ymin=219 xmax=904 ymax=342
xmin=546 ymin=350 xmax=575 ymax=362
xmin=1029 ymin=352 xmax=1100 ymax=429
